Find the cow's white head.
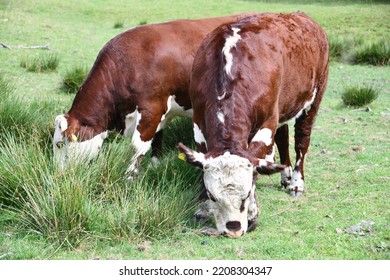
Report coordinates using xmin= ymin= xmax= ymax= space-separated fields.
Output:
xmin=53 ymin=114 xmax=108 ymax=168
xmin=178 ymin=143 xmax=285 ymax=238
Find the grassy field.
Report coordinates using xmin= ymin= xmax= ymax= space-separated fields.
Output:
xmin=1 ymin=0 xmax=389 ymax=260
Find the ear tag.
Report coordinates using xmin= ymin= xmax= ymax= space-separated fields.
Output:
xmin=70 ymin=134 xmax=78 ymax=142
xmin=178 ymin=152 xmax=187 ymax=161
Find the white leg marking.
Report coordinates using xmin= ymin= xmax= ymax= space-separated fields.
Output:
xmin=131 ymin=113 xmax=152 ymax=158
xmin=281 ymin=166 xmax=293 ymax=187
xmin=251 ymin=128 xmax=272 ymax=146
xmin=126 ymin=110 xmax=152 ymax=175
xmin=222 ymin=27 xmax=241 ymax=79
xmin=149 ymin=156 xmax=160 ymax=167
xmin=193 ymin=123 xmax=207 ymax=149
xmin=289 ymin=170 xmax=304 ymax=192
xmin=124 ymin=109 xmax=137 ymax=137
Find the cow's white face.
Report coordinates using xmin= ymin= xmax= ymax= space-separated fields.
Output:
xmin=179 ymin=142 xmax=285 ymax=238
xmin=202 ymin=152 xmax=257 ymax=238
xmin=53 ymin=114 xmax=108 ymax=168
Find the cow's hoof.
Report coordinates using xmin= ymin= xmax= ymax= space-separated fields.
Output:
xmin=281 ymin=166 xmax=292 ymax=188
xmin=149 ymin=156 xmax=160 ymax=168
xmin=126 ymin=171 xmax=138 ymax=181
xmin=288 ymin=186 xmax=304 ymax=197
xmin=281 ymin=180 xmax=290 ymax=188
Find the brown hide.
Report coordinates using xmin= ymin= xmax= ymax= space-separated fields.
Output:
xmin=190 ymin=12 xmax=329 ymax=164
xmin=63 ymin=13 xmax=255 ymax=144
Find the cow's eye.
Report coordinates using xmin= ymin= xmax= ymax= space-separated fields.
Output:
xmin=240 ymin=191 xmax=251 ymax=212
xmin=207 ymin=191 xmax=217 ymax=202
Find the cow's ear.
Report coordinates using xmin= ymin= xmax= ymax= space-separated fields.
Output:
xmin=255 ymin=159 xmax=286 ymax=175
xmin=54 ymin=114 xmax=68 ymax=133
xmin=178 ymin=143 xmax=205 ymax=169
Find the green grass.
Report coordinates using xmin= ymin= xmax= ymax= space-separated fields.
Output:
xmin=0 ymin=73 xmax=15 ymax=96
xmin=0 ymin=0 xmax=389 ymax=260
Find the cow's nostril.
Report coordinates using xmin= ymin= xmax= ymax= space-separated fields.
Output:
xmin=56 ymin=141 xmax=64 ymax=149
xmin=226 ymin=221 xmax=241 ymax=232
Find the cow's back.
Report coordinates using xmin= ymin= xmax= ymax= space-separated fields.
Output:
xmin=190 ymin=12 xmax=329 ymax=145
xmin=69 ymin=13 xmax=256 ymax=127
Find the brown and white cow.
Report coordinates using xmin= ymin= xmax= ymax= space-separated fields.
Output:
xmin=53 ymin=13 xmax=255 ymax=176
xmin=179 ymin=12 xmax=329 ymax=238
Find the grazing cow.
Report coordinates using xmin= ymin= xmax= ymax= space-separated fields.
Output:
xmin=179 ymin=12 xmax=329 ymax=238
xmin=53 ymin=13 xmax=255 ymax=175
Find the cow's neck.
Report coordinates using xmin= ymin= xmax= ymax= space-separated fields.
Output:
xmin=68 ymin=81 xmax=119 ymax=135
xmin=204 ymin=114 xmax=252 ymax=158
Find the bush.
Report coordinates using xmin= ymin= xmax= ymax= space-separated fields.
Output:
xmin=20 ymin=53 xmax=60 ymax=72
xmin=341 ymin=85 xmax=379 ymax=107
xmin=61 ymin=66 xmax=89 ymax=94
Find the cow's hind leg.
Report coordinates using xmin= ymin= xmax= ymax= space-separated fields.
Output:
xmin=289 ymin=86 xmax=326 ymax=197
xmin=275 ymin=124 xmax=293 ymax=188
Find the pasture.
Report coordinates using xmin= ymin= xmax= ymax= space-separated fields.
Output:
xmin=0 ymin=0 xmax=389 ymax=259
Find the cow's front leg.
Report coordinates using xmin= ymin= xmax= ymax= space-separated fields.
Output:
xmin=289 ymin=85 xmax=325 ymax=197
xmin=150 ymin=130 xmax=163 ymax=167
xmin=289 ymin=119 xmax=311 ymax=197
xmin=275 ymin=124 xmax=293 ymax=188
xmin=248 ymin=121 xmax=278 ymax=161
xmin=126 ymin=107 xmax=164 ymax=179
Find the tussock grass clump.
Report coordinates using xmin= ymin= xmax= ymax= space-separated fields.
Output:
xmin=329 ymin=35 xmax=350 ymax=61
xmin=328 ymin=34 xmax=364 ymax=62
xmin=20 ymin=53 xmax=60 ymax=72
xmin=61 ymin=66 xmax=89 ymax=94
xmin=341 ymin=85 xmax=379 ymax=107
xmin=329 ymin=35 xmax=390 ymax=66
xmin=0 ymin=126 xmax=201 ymax=246
xmin=113 ymin=21 xmax=124 ymax=28
xmin=138 ymin=19 xmax=147 ymax=26
xmin=351 ymin=40 xmax=390 ymax=66
xmin=0 ymin=133 xmax=94 ymax=244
